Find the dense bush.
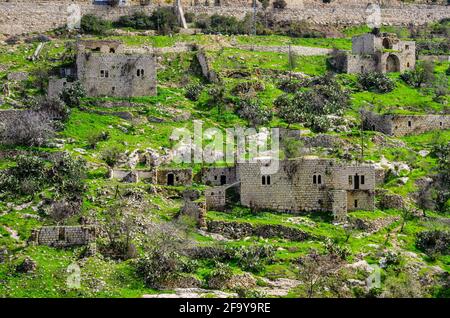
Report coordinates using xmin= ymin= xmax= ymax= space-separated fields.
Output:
xmin=400 ymin=61 xmax=435 ymax=88
xmin=151 ymin=7 xmax=179 ymax=35
xmin=33 ymin=97 xmax=70 ymax=122
xmin=48 ymin=152 xmax=86 ymax=200
xmin=236 ymin=98 xmax=272 ymax=126
xmin=0 ymin=111 xmax=54 ymax=147
xmin=274 ymin=74 xmax=349 ymax=132
xmin=136 ymin=248 xmax=182 ymax=288
xmin=234 ymin=245 xmax=275 ymax=272
xmin=231 ymin=80 xmax=265 ymax=97
xmin=115 ymin=12 xmax=153 ymax=29
xmin=277 ymin=77 xmax=310 ymax=93
xmin=206 ymin=262 xmax=234 ymax=289
xmin=357 ymin=72 xmax=395 ymax=93
xmin=272 ymin=0 xmax=287 ymax=9
xmin=80 ymin=14 xmax=112 ymax=35
xmin=101 ymin=146 xmax=122 ymax=168
xmin=185 ymin=82 xmax=204 ymax=101
xmin=416 ymin=230 xmax=450 ymax=258
xmin=196 ymin=14 xmax=252 ymax=35
xmin=60 ymin=81 xmax=86 ymax=108
xmin=416 ymin=38 xmax=450 ymax=56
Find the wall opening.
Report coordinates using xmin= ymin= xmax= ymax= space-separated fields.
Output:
xmin=382 ymin=38 xmax=393 ymax=49
xmin=386 ymin=55 xmax=400 ymax=72
xmin=58 ymin=228 xmax=65 ymax=241
xmin=354 ymin=174 xmax=360 ymax=190
xmin=354 ymin=200 xmax=358 ymax=208
xmin=408 ymin=120 xmax=412 ymax=127
xmin=220 ymin=175 xmax=227 ymax=185
xmin=167 ymin=173 xmax=174 ymax=186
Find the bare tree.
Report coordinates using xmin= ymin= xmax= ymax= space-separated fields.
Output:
xmin=0 ymin=111 xmax=54 ymax=146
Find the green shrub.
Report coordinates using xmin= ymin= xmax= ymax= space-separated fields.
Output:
xmin=101 ymin=146 xmax=122 ymax=168
xmin=234 ymin=245 xmax=275 ymax=273
xmin=416 ymin=230 xmax=450 ymax=258
xmin=272 ymin=0 xmax=287 ymax=9
xmin=357 ymin=72 xmax=395 ymax=93
xmin=115 ymin=12 xmax=153 ymax=30
xmin=185 ymin=82 xmax=204 ymax=101
xmin=80 ymin=14 xmax=112 ymax=35
xmin=400 ymin=61 xmax=435 ymax=88
xmin=60 ymin=81 xmax=86 ymax=108
xmin=150 ymin=7 xmax=179 ymax=35
xmin=206 ymin=262 xmax=233 ymax=289
xmin=236 ymin=98 xmax=272 ymax=127
xmin=136 ymin=248 xmax=182 ymax=288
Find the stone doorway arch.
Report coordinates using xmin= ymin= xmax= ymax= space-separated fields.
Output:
xmin=386 ymin=54 xmax=400 ymax=72
xmin=382 ymin=38 xmax=393 ymax=49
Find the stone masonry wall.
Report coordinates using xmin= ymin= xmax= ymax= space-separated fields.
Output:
xmin=362 ymin=111 xmax=450 ymax=136
xmin=31 ymin=226 xmax=96 ymax=247
xmin=238 ymin=158 xmax=375 ymax=214
xmin=156 ymin=168 xmax=192 ymax=186
xmin=1 ymin=1 xmax=449 ymax=36
xmin=76 ymin=51 xmax=157 ymax=97
xmin=200 ymin=166 xmax=237 ymax=186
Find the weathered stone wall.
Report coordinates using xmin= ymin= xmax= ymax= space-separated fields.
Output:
xmin=108 ymin=168 xmax=155 ymax=182
xmin=156 ymin=168 xmax=192 ymax=186
xmin=199 ymin=166 xmax=237 ymax=186
xmin=236 ymin=44 xmax=332 ymax=56
xmin=238 ymin=158 xmax=375 ymax=214
xmin=206 ymin=220 xmax=310 ymax=241
xmin=362 ymin=111 xmax=450 ymax=136
xmin=47 ymin=77 xmax=75 ymax=98
xmin=205 ymin=186 xmax=227 ymax=211
xmin=76 ymin=50 xmax=157 ymax=98
xmin=31 ymin=226 xmax=96 ymax=247
xmin=1 ymin=1 xmax=449 ymax=36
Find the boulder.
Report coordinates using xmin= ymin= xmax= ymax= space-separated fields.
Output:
xmin=16 ymin=257 xmax=37 ymax=273
xmin=378 ymin=191 xmax=405 ymax=210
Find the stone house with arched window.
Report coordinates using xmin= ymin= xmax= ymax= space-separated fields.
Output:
xmin=335 ymin=31 xmax=415 ymax=74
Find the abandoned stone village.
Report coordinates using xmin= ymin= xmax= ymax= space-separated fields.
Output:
xmin=0 ymin=0 xmax=449 ymax=299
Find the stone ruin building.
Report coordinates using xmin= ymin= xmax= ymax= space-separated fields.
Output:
xmin=361 ymin=110 xmax=450 ymax=137
xmin=336 ymin=31 xmax=416 ymax=74
xmin=48 ymin=40 xmax=157 ymax=98
xmin=204 ymin=157 xmax=376 ymax=222
xmin=30 ymin=226 xmax=96 ymax=247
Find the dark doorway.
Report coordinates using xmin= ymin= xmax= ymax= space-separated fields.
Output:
xmin=220 ymin=175 xmax=227 ymax=185
xmin=167 ymin=173 xmax=175 ymax=186
xmin=386 ymin=54 xmax=400 ymax=72
xmin=58 ymin=228 xmax=65 ymax=241
xmin=354 ymin=174 xmax=360 ymax=190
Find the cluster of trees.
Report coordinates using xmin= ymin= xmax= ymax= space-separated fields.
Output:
xmin=274 ymin=74 xmax=350 ymax=132
xmin=81 ymin=8 xmax=180 ymax=35
xmin=0 ymin=83 xmax=85 ymax=148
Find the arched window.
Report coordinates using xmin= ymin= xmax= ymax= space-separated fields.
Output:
xmin=262 ymin=176 xmax=266 ymax=185
xmin=317 ymin=175 xmax=322 ymax=184
xmin=267 ymin=176 xmax=271 ymax=185
xmin=313 ymin=175 xmax=317 ymax=184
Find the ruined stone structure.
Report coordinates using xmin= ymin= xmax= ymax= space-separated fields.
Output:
xmin=361 ymin=110 xmax=450 ymax=137
xmin=108 ymin=168 xmax=155 ymax=183
xmin=199 ymin=166 xmax=238 ymax=186
xmin=76 ymin=40 xmax=157 ymax=97
xmin=1 ymin=1 xmax=449 ymax=36
xmin=337 ymin=32 xmax=416 ymax=74
xmin=48 ymin=40 xmax=157 ymax=98
xmin=205 ymin=182 xmax=240 ymax=211
xmin=156 ymin=168 xmax=193 ymax=186
xmin=30 ymin=226 xmax=96 ymax=247
xmin=238 ymin=158 xmax=376 ymax=220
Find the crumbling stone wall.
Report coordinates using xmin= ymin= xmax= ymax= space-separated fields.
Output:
xmin=238 ymin=158 xmax=375 ymax=215
xmin=206 ymin=220 xmax=310 ymax=241
xmin=340 ymin=33 xmax=416 ymax=74
xmin=76 ymin=41 xmax=157 ymax=97
xmin=47 ymin=77 xmax=75 ymax=98
xmin=199 ymin=166 xmax=237 ymax=186
xmin=31 ymin=226 xmax=96 ymax=247
xmin=156 ymin=168 xmax=192 ymax=186
xmin=3 ymin=1 xmax=448 ymax=36
xmin=108 ymin=168 xmax=155 ymax=183
xmin=362 ymin=110 xmax=450 ymax=136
